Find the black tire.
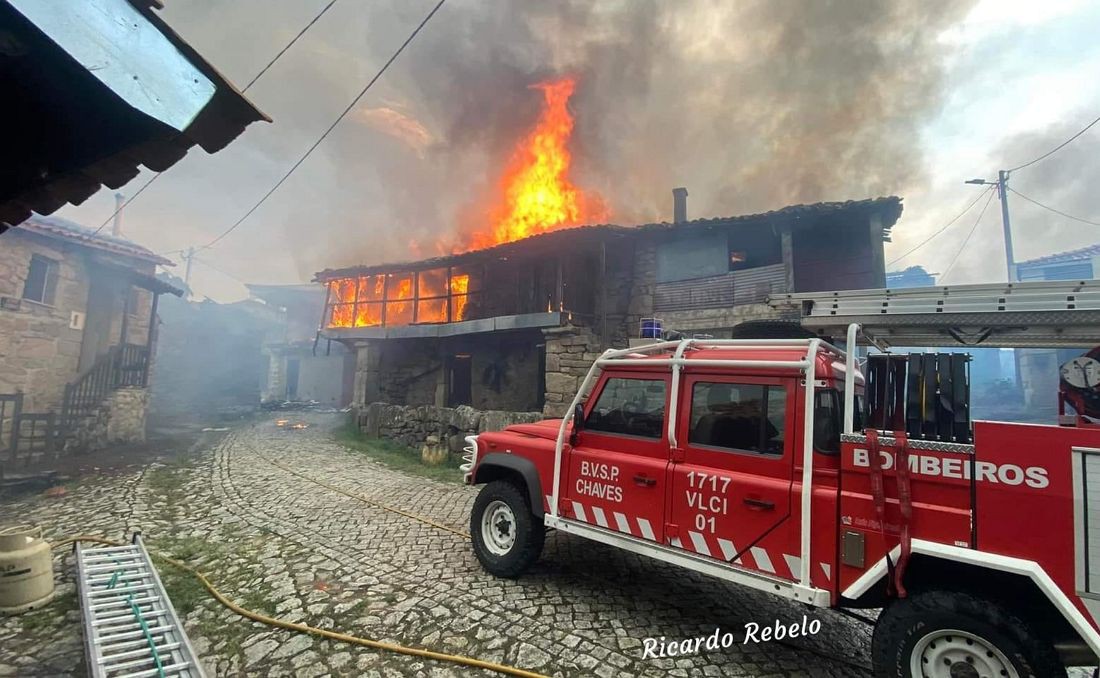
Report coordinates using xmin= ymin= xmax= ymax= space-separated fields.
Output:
xmin=470 ymin=480 xmax=544 ymax=579
xmin=871 ymin=589 xmax=1065 ymax=678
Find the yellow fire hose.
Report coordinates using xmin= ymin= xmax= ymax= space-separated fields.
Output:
xmin=39 ymin=432 xmax=552 ymax=676
xmin=50 ymin=535 xmax=546 ymax=678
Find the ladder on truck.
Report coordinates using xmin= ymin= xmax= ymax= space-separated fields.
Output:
xmin=769 ymin=279 xmax=1100 ymax=348
xmin=75 ymin=534 xmax=205 ymax=678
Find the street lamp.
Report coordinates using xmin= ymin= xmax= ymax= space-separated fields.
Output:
xmin=963 ymin=172 xmax=1015 ymax=282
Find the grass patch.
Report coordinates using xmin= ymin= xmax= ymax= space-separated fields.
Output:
xmin=17 ymin=590 xmax=77 ymax=633
xmin=148 ymin=534 xmax=278 ymax=656
xmin=335 ymin=418 xmax=463 ymax=484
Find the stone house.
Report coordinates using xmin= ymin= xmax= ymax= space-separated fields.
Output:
xmin=248 ymin=284 xmax=354 ymax=407
xmin=0 ymin=215 xmax=182 ymax=458
xmin=315 ymin=195 xmax=902 ymax=454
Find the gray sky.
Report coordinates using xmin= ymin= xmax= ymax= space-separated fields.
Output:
xmin=58 ymin=0 xmax=1100 ymax=301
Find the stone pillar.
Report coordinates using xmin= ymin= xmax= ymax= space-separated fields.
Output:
xmin=105 ymin=387 xmax=148 ymax=444
xmin=261 ymin=347 xmax=284 ymax=402
xmin=353 ymin=340 xmax=383 ymax=407
xmin=541 ymin=325 xmax=601 ymax=417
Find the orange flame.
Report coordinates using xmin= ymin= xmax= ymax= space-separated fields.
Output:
xmin=326 ymin=270 xmax=473 ymax=328
xmin=470 ymin=77 xmax=608 ymax=249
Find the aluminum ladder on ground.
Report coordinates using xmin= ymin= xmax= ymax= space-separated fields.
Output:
xmin=75 ymin=534 xmax=205 ymax=678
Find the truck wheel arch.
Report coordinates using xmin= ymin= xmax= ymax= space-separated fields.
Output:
xmin=472 ymin=453 xmax=545 ymax=517
xmin=842 ymin=540 xmax=1100 ymax=666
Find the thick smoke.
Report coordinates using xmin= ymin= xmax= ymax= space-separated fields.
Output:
xmin=60 ymin=0 xmax=979 ymax=289
xmin=311 ymin=0 xmax=977 ymax=268
xmin=994 ymin=121 xmax=1100 ymax=261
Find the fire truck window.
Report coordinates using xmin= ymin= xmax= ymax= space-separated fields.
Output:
xmin=585 ymin=378 xmax=666 ymax=439
xmin=813 ymin=389 xmax=841 ymax=454
xmin=689 ymin=383 xmax=786 ymax=455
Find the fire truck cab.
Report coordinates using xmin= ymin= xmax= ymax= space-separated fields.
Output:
xmin=464 ymin=284 xmax=1100 ymax=677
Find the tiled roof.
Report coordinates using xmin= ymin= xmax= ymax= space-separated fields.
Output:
xmin=316 ymin=196 xmax=903 ymax=279
xmin=1017 ymin=243 xmax=1100 ymax=267
xmin=11 ymin=214 xmax=175 ymax=266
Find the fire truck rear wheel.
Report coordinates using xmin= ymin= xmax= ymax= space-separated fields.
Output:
xmin=871 ymin=590 xmax=1065 ymax=678
xmin=471 ymin=480 xmax=544 ymax=579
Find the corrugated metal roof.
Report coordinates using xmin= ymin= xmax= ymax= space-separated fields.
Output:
xmin=315 ymin=196 xmax=903 ymax=280
xmin=0 ymin=0 xmax=268 ymax=230
xmin=1017 ymin=242 xmax=1100 ymax=267
xmin=11 ymin=214 xmax=175 ymax=267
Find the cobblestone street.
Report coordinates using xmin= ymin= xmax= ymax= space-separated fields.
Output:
xmin=0 ymin=413 xmax=876 ymax=677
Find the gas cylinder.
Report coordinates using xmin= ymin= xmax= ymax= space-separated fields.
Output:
xmin=0 ymin=525 xmax=55 ymax=614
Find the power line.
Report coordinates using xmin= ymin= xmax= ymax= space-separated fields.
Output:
xmin=1006 ymin=112 xmax=1100 ymax=174
xmin=887 ymin=186 xmax=994 ymax=267
xmin=92 ymin=0 xmax=343 ymax=235
xmin=194 ymin=256 xmax=247 ymax=284
xmin=243 ymin=0 xmax=340 ymax=92
xmin=1008 ymin=187 xmax=1100 ymax=227
xmin=201 ymin=0 xmax=447 ymax=251
xmin=940 ymin=187 xmax=997 ymax=283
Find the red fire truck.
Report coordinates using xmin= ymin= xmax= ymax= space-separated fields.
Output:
xmin=462 ymin=282 xmax=1100 ymax=677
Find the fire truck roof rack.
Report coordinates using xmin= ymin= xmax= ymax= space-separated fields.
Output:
xmin=770 ymin=279 xmax=1100 ymax=348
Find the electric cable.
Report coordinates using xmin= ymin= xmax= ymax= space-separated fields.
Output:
xmin=887 ymin=186 xmax=994 ymax=267
xmin=1007 ymin=187 xmax=1100 ymax=227
xmin=200 ymin=0 xmax=447 ymax=251
xmin=939 ymin=187 xmax=997 ymax=283
xmin=91 ymin=0 xmax=344 ymax=235
xmin=52 ymin=536 xmax=546 ymax=678
xmin=242 ymin=0 xmax=340 ymax=92
xmin=1006 ymin=112 xmax=1100 ymax=174
xmin=193 ymin=256 xmax=248 ymax=284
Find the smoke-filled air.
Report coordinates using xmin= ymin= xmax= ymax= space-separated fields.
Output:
xmin=242 ymin=0 xmax=976 ymax=273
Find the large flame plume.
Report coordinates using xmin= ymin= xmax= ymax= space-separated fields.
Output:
xmin=469 ymin=77 xmax=608 ymax=249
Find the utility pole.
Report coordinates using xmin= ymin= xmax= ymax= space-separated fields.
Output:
xmin=997 ymin=170 xmax=1015 ymax=282
xmin=111 ymin=192 xmax=125 ymax=237
xmin=965 ymin=171 xmax=1017 ymax=282
xmin=183 ymin=247 xmax=195 ymax=296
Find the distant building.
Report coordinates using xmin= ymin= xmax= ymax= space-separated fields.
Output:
xmin=1015 ymin=244 xmax=1100 ymax=418
xmin=886 ymin=265 xmax=936 ymax=288
xmin=247 ymin=284 xmax=354 ymax=407
xmin=0 ymin=215 xmax=182 ymax=459
xmin=1016 ymin=244 xmax=1100 ymax=282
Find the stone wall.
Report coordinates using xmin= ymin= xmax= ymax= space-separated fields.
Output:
xmin=0 ymin=231 xmax=89 ymax=412
xmin=66 ymin=386 xmax=149 ymax=452
xmin=542 ymin=325 xmax=602 ymax=417
xmin=357 ymin=401 xmax=545 ymax=460
xmin=104 ymin=388 xmax=148 ymax=444
xmin=0 ymin=229 xmax=161 ymax=416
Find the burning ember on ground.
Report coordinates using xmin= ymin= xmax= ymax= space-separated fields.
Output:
xmin=469 ymin=76 xmax=608 ymax=249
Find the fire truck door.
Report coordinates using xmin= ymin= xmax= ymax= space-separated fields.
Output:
xmin=668 ymin=376 xmax=796 ymax=577
xmin=565 ymin=375 xmax=670 ymax=543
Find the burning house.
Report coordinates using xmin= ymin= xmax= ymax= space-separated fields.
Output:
xmin=316 ymin=193 xmax=902 ymax=452
xmin=313 ymin=75 xmax=902 ymax=454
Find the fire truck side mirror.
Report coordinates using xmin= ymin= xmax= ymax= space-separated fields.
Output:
xmin=570 ymin=403 xmax=585 ymax=446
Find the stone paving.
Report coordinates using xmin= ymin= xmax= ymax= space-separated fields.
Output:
xmin=0 ymin=412 xmax=884 ymax=677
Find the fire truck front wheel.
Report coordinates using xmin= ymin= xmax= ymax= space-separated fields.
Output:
xmin=471 ymin=480 xmax=545 ymax=578
xmin=871 ymin=589 xmax=1065 ymax=678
